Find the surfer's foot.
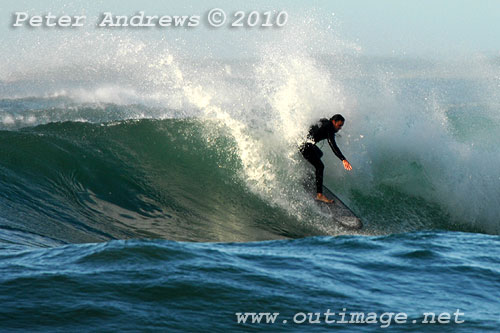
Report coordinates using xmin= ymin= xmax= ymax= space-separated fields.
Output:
xmin=316 ymin=193 xmax=334 ymax=204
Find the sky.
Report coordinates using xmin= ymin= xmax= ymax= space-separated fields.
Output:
xmin=0 ymin=0 xmax=499 ymax=59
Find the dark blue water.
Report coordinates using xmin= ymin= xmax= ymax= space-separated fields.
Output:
xmin=1 ymin=231 xmax=498 ymax=332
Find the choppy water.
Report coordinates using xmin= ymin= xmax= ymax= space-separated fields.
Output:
xmin=1 ymin=232 xmax=499 ymax=332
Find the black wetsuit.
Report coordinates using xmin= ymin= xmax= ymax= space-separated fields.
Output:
xmin=300 ymin=118 xmax=346 ymax=194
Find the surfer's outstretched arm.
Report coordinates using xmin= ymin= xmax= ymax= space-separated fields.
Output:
xmin=327 ymin=133 xmax=352 ymax=170
xmin=327 ymin=133 xmax=345 ymax=160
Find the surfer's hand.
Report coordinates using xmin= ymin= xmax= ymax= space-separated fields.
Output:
xmin=343 ymin=160 xmax=352 ymax=171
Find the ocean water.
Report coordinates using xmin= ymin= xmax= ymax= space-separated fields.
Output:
xmin=0 ymin=232 xmax=498 ymax=332
xmin=1 ymin=17 xmax=500 ymax=332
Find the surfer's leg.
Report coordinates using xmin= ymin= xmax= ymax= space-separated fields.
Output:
xmin=301 ymin=144 xmax=333 ymax=203
xmin=312 ymin=159 xmax=324 ymax=194
xmin=300 ymin=144 xmax=324 ymax=193
xmin=310 ymin=160 xmax=334 ymax=203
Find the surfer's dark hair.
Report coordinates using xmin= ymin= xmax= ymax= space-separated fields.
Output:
xmin=330 ymin=114 xmax=345 ymax=122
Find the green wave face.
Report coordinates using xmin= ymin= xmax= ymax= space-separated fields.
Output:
xmin=0 ymin=118 xmax=317 ymax=244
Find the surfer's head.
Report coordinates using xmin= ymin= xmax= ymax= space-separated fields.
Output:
xmin=330 ymin=114 xmax=345 ymax=131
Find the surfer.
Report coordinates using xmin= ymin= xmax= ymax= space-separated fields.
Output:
xmin=300 ymin=114 xmax=352 ymax=203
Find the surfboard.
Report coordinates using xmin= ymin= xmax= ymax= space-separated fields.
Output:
xmin=304 ymin=179 xmax=363 ymax=230
xmin=319 ymin=185 xmax=363 ymax=230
